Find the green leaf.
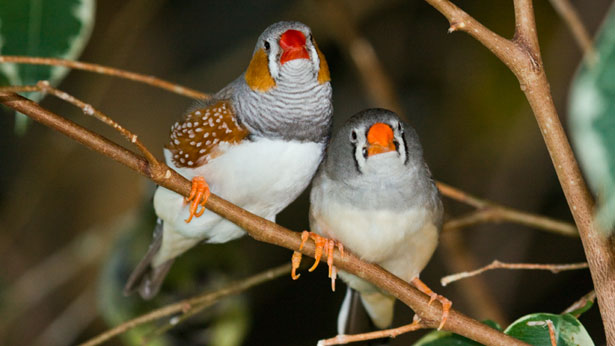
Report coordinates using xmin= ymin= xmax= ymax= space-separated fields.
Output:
xmin=569 ymin=2 xmax=615 ymax=234
xmin=414 ymin=320 xmax=501 ymax=346
xmin=504 ymin=313 xmax=594 ymax=346
xmin=0 ymin=0 xmax=96 ymax=132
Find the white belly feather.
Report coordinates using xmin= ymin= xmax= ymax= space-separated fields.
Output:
xmin=154 ymin=138 xmax=324 ymax=242
xmin=310 ymin=182 xmax=438 ymax=283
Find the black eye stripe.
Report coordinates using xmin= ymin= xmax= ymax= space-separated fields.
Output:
xmin=350 ymin=140 xmax=363 ymax=174
xmin=402 ymin=134 xmax=410 ymax=165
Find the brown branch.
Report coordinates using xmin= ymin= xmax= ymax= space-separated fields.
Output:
xmin=318 ymin=316 xmax=425 ymax=346
xmin=441 ymin=260 xmax=589 ymax=287
xmin=425 ymin=1 xmax=615 ymax=342
xmin=0 ymin=82 xmax=160 ymax=167
xmin=141 ymin=302 xmax=204 ymax=344
xmin=0 ymin=92 xmax=529 ymax=346
xmin=563 ymin=290 xmax=596 ymax=316
xmin=79 ymin=263 xmax=292 ymax=346
xmin=1 ymin=62 xmax=578 ymax=238
xmin=438 ymin=182 xmax=578 ymax=237
xmin=439 ymin=231 xmax=508 ymax=326
xmin=0 ymin=55 xmax=209 ymax=100
xmin=548 ymin=0 xmax=597 ymax=64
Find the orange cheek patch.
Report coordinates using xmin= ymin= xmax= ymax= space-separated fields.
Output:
xmin=315 ymin=43 xmax=331 ymax=84
xmin=245 ymin=48 xmax=276 ymax=92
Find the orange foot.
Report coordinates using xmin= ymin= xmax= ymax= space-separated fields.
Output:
xmin=291 ymin=231 xmax=344 ymax=291
xmin=411 ymin=277 xmax=452 ymax=330
xmin=184 ymin=176 xmax=210 ymax=223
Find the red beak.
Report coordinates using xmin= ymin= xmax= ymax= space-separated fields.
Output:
xmin=279 ymin=30 xmax=310 ymax=64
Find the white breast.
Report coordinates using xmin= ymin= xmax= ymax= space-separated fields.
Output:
xmin=310 ymin=178 xmax=439 ymax=281
xmin=155 ymin=138 xmax=324 ymax=241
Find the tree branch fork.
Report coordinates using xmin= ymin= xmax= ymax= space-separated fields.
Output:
xmin=425 ymin=0 xmax=615 ymax=343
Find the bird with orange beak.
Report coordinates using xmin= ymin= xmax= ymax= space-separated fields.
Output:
xmin=125 ymin=21 xmax=332 ymax=299
xmin=295 ymin=109 xmax=450 ymax=335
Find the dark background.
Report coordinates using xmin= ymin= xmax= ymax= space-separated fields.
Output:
xmin=0 ymin=0 xmax=611 ymax=345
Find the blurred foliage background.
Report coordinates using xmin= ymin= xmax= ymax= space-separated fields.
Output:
xmin=0 ymin=0 xmax=612 ymax=345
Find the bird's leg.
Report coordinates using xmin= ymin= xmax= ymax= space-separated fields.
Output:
xmin=410 ymin=277 xmax=452 ymax=330
xmin=290 ymin=231 xmax=344 ymax=291
xmin=325 ymin=239 xmax=344 ymax=291
xmin=184 ymin=176 xmax=210 ymax=223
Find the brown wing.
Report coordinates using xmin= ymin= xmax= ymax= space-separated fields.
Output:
xmin=166 ymin=100 xmax=249 ymax=168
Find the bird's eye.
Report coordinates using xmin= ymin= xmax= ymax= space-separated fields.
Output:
xmin=362 ymin=147 xmax=368 ymax=158
xmin=264 ymin=41 xmax=271 ymax=50
xmin=309 ymin=34 xmax=313 ymax=42
xmin=397 ymin=122 xmax=402 ymax=132
xmin=393 ymin=140 xmax=400 ymax=151
xmin=350 ymin=130 xmax=357 ymax=142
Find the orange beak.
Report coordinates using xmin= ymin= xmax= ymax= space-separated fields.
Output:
xmin=280 ymin=30 xmax=309 ymax=64
xmin=366 ymin=123 xmax=396 ymax=156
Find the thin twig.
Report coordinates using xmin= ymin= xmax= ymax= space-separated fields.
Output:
xmin=0 ymin=92 xmax=529 ymax=346
xmin=141 ymin=304 xmax=206 ymax=344
xmin=548 ymin=0 xmax=597 ymax=64
xmin=318 ymin=316 xmax=425 ymax=346
xmin=438 ymin=182 xmax=578 ymax=237
xmin=438 ymin=231 xmax=508 ymax=325
xmin=0 ymin=55 xmax=209 ymax=100
xmin=145 ymin=264 xmax=315 ymax=342
xmin=79 ymin=263 xmax=291 ymax=346
xmin=441 ymin=260 xmax=589 ymax=286
xmin=0 ymin=82 xmax=160 ymax=167
xmin=562 ymin=290 xmax=596 ymax=316
xmin=437 ymin=181 xmax=486 ymax=209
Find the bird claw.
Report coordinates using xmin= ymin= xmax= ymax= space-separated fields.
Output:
xmin=184 ymin=176 xmax=210 ymax=223
xmin=290 ymin=231 xmax=344 ymax=291
xmin=291 ymin=251 xmax=303 ymax=280
xmin=411 ymin=277 xmax=452 ymax=330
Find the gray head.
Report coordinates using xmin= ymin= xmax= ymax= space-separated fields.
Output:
xmin=234 ymin=21 xmax=332 ymax=143
xmin=245 ymin=21 xmax=330 ymax=89
xmin=320 ymin=109 xmax=441 ymax=216
xmin=324 ymin=109 xmax=426 ymax=182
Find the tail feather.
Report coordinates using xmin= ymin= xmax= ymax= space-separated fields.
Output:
xmin=338 ymin=287 xmax=393 ymax=345
xmin=360 ymin=290 xmax=395 ymax=330
xmin=124 ymin=220 xmax=174 ymax=299
xmin=338 ymin=287 xmax=371 ymax=335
